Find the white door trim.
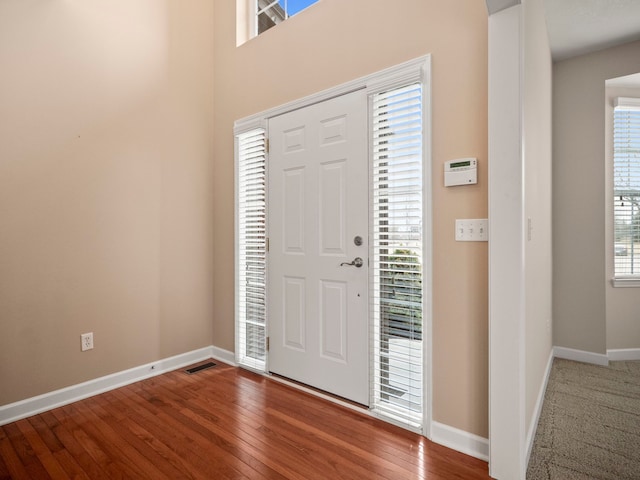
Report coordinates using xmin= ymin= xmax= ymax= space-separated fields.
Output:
xmin=234 ymin=55 xmax=432 ymax=437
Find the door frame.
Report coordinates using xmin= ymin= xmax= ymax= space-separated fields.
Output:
xmin=234 ymin=55 xmax=433 ymax=437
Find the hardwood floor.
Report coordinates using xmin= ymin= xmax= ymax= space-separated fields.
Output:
xmin=0 ymin=361 xmax=490 ymax=479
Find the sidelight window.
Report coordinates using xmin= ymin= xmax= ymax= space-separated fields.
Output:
xmin=370 ymin=82 xmax=424 ymax=429
xmin=236 ymin=128 xmax=268 ymax=371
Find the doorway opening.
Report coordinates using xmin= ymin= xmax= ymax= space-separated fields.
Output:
xmin=235 ymin=56 xmax=431 ymax=433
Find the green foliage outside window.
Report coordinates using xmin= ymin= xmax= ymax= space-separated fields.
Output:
xmin=380 ymin=248 xmax=422 ymax=341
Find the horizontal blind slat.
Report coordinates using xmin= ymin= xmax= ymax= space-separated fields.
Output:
xmin=371 ymin=83 xmax=423 ymax=427
xmin=613 ymin=104 xmax=640 ymax=278
xmin=237 ymin=128 xmax=267 ymax=370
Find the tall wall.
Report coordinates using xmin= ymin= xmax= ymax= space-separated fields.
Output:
xmin=0 ymin=0 xmax=216 ymax=405
xmin=554 ymin=39 xmax=640 ymax=354
xmin=213 ymin=0 xmax=489 ymax=437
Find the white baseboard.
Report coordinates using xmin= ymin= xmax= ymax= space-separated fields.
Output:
xmin=525 ymin=349 xmax=554 ymax=468
xmin=430 ymin=421 xmax=489 ymax=461
xmin=210 ymin=345 xmax=237 ymax=366
xmin=0 ymin=345 xmax=235 ymax=426
xmin=607 ymin=348 xmax=640 ymax=361
xmin=553 ymin=346 xmax=609 ymax=366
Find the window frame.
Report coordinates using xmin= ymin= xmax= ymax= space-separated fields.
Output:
xmin=235 ymin=125 xmax=269 ymax=372
xmin=248 ymin=0 xmax=320 ymax=39
xmin=369 ymin=82 xmax=425 ymax=430
xmin=612 ymin=96 xmax=640 ymax=287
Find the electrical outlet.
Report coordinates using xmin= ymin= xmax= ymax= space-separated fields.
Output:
xmin=81 ymin=332 xmax=94 ymax=351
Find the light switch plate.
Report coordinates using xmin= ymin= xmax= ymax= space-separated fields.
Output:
xmin=455 ymin=219 xmax=488 ymax=241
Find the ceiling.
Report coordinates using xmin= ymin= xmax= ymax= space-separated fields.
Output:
xmin=543 ymin=0 xmax=640 ymax=61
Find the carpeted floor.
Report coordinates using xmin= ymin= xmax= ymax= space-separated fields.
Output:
xmin=527 ymin=358 xmax=640 ymax=479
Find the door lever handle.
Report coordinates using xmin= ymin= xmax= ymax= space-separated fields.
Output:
xmin=340 ymin=257 xmax=363 ymax=268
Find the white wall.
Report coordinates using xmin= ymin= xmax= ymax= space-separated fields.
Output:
xmin=523 ymin=0 xmax=553 ymax=466
xmin=523 ymin=0 xmax=553 ymax=429
xmin=489 ymin=5 xmax=524 ymax=478
xmin=489 ymin=1 xmax=553 ymax=477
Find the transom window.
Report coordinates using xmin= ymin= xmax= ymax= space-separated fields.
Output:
xmin=613 ymin=97 xmax=640 ymax=280
xmin=255 ymin=0 xmax=320 ymax=36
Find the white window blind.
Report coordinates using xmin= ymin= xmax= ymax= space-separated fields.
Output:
xmin=614 ymin=97 xmax=640 ymax=279
xmin=236 ymin=129 xmax=267 ymax=371
xmin=371 ymin=83 xmax=424 ymax=429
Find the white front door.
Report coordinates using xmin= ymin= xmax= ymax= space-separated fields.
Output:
xmin=268 ymin=90 xmax=369 ymax=405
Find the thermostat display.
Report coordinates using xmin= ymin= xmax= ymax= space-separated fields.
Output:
xmin=444 ymin=158 xmax=477 ymax=186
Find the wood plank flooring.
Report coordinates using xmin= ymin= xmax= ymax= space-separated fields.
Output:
xmin=0 ymin=361 xmax=490 ymax=479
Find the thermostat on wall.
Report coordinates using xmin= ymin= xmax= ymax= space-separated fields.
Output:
xmin=444 ymin=158 xmax=477 ymax=186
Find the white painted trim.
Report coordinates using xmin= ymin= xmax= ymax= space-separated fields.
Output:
xmin=210 ymin=346 xmax=237 ymax=366
xmin=431 ymin=421 xmax=489 ymax=461
xmin=607 ymin=348 xmax=640 ymax=361
xmin=524 ymin=349 xmax=554 ymax=468
xmin=235 ymin=55 xmax=433 ymax=437
xmin=0 ymin=346 xmax=235 ymax=426
xmin=615 ymin=97 xmax=640 ymax=109
xmin=553 ymin=346 xmax=609 ymax=366
xmin=488 ymin=4 xmax=525 ymax=479
xmin=611 ymin=277 xmax=640 ymax=288
xmin=234 ymin=132 xmax=241 ymax=366
xmin=423 ymin=57 xmax=434 ymax=442
xmin=552 ymin=346 xmax=640 ymax=365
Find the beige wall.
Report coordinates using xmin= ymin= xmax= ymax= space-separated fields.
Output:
xmin=0 ymin=0 xmax=215 ymax=405
xmin=554 ymin=39 xmax=640 ymax=354
xmin=0 ymin=0 xmax=489 ymax=438
xmin=523 ymin=0 xmax=553 ymax=431
xmin=214 ymin=0 xmax=489 ymax=436
xmin=605 ymin=85 xmax=640 ymax=350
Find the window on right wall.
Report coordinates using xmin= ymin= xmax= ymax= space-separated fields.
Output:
xmin=613 ymin=96 xmax=640 ymax=280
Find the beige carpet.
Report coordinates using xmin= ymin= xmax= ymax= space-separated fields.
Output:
xmin=527 ymin=358 xmax=640 ymax=479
